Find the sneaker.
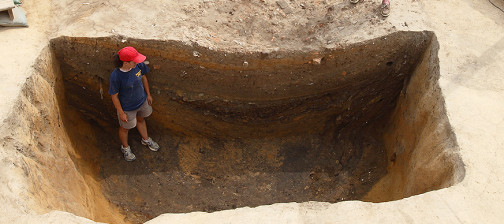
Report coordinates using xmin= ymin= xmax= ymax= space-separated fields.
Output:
xmin=121 ymin=145 xmax=136 ymax=161
xmin=141 ymin=137 xmax=160 ymax=151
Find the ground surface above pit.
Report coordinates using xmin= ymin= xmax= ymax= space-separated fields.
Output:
xmin=0 ymin=0 xmax=504 ymax=223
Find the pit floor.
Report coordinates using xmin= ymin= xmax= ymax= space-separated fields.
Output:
xmin=83 ymin=116 xmax=387 ymax=223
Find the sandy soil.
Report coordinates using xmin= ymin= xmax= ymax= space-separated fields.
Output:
xmin=0 ymin=0 xmax=503 ymax=223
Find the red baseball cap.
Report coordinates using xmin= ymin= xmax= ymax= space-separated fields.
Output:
xmin=118 ymin=46 xmax=146 ymax=63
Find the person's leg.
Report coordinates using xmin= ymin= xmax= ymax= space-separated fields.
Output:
xmin=119 ymin=124 xmax=136 ymax=162
xmin=136 ymin=116 xmax=149 ymax=141
xmin=136 ymin=100 xmax=159 ymax=151
xmin=118 ymin=110 xmax=137 ymax=147
xmin=119 ymin=126 xmax=129 ymax=147
xmin=116 ymin=110 xmax=137 ymax=161
xmin=138 ymin=116 xmax=160 ymax=151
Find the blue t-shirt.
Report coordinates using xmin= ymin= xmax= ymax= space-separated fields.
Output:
xmin=108 ymin=62 xmax=150 ymax=111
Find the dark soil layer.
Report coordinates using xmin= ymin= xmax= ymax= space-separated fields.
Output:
xmin=51 ymin=31 xmax=433 ymax=223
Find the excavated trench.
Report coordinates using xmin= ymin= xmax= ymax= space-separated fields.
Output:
xmin=13 ymin=31 xmax=464 ymax=223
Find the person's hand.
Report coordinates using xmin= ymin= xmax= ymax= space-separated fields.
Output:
xmin=120 ymin=112 xmax=128 ymax=122
xmin=147 ymin=95 xmax=153 ymax=105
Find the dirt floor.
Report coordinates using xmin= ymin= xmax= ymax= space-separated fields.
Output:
xmin=92 ymin=123 xmax=387 ymax=223
xmin=0 ymin=0 xmax=503 ymax=223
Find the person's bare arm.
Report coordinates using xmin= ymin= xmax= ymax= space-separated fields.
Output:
xmin=111 ymin=93 xmax=128 ymax=122
xmin=142 ymin=75 xmax=153 ymax=105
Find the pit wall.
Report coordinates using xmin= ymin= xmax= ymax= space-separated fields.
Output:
xmin=50 ymin=31 xmax=430 ymax=139
xmin=0 ymin=47 xmax=125 ymax=223
xmin=363 ymin=34 xmax=466 ymax=201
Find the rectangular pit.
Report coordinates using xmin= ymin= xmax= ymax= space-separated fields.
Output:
xmin=4 ymin=31 xmax=464 ymax=223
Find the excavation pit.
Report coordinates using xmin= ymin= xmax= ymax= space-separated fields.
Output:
xmin=12 ymin=31 xmax=464 ymax=223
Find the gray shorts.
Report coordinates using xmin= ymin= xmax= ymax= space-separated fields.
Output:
xmin=118 ymin=100 xmax=152 ymax=129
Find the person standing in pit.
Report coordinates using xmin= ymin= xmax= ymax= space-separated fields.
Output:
xmin=351 ymin=0 xmax=390 ymax=17
xmin=109 ymin=46 xmax=160 ymax=161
